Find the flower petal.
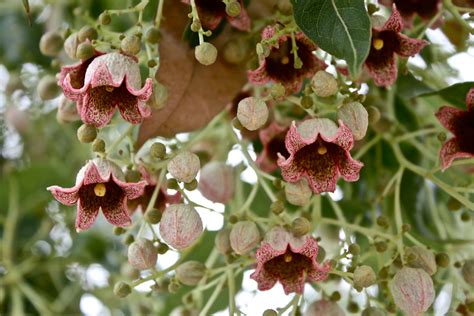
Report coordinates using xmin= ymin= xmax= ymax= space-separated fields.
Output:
xmin=435 ymin=106 xmax=465 ymax=133
xmin=47 ymin=185 xmax=79 ymax=205
xmin=247 ymin=62 xmax=270 ymax=85
xmin=250 ymin=265 xmax=278 ymax=291
xmin=82 ymin=160 xmax=109 ymax=185
xmin=365 ymin=52 xmax=397 ymax=87
xmin=466 ymin=88 xmax=474 ymax=111
xmin=81 ymin=86 xmax=116 ymax=128
xmin=76 ymin=198 xmax=100 ymax=232
xmin=115 ymin=177 xmax=147 ymax=200
xmin=439 ymin=137 xmax=473 ymax=171
xmin=102 ymin=199 xmax=132 ymax=227
xmin=383 ymin=7 xmax=403 ymax=32
xmin=396 ymin=34 xmax=428 ymax=57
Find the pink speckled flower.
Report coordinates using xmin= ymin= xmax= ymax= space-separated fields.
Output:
xmin=250 ymin=226 xmax=330 ymax=294
xmin=256 ymin=122 xmax=289 ymax=173
xmin=181 ymin=0 xmax=250 ymax=32
xmin=60 ymin=52 xmax=153 ymax=128
xmin=435 ymin=88 xmax=474 ymax=171
xmin=248 ymin=26 xmax=327 ymax=94
xmin=127 ymin=167 xmax=181 ymax=213
xmin=365 ymin=8 xmax=428 ymax=87
xmin=48 ymin=159 xmax=146 ymax=232
xmin=379 ymin=0 xmax=442 ymax=28
xmin=277 ymin=118 xmax=363 ymax=194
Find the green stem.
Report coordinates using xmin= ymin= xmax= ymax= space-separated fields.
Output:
xmin=393 ymin=167 xmax=405 ymax=264
xmin=154 ymin=0 xmax=165 ymax=28
xmin=105 ymin=125 xmax=135 ymax=156
xmin=319 ymin=217 xmax=393 ymax=239
xmin=227 ymin=267 xmax=236 ymax=316
xmin=354 ymin=134 xmax=381 ymax=160
xmin=198 ymin=274 xmax=227 ymax=316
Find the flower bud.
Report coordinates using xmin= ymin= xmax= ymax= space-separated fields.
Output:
xmin=285 ymin=179 xmax=312 ymax=206
xmin=304 ymin=299 xmax=345 ymax=316
xmin=64 ymin=32 xmax=80 ymax=59
xmin=270 ymin=83 xmax=286 ymax=99
xmin=195 ymin=42 xmax=218 ymax=66
xmin=263 ymin=310 xmax=278 ymax=316
xmin=270 ymin=200 xmax=284 ymax=215
xmin=5 ymin=106 xmax=29 ymax=134
xmin=311 ymin=70 xmax=338 ymax=97
xmin=37 ymin=75 xmax=60 ymax=100
xmin=78 ymin=26 xmax=98 ymax=42
xmin=215 ymin=228 xmax=231 ymax=254
xmin=406 ymin=245 xmax=437 ymax=276
xmin=198 ymin=162 xmax=234 ymax=203
xmin=76 ymin=42 xmax=94 ymax=60
xmin=176 ymin=261 xmax=206 ymax=286
xmin=56 ymin=95 xmax=80 ymax=123
xmin=121 ymin=34 xmax=141 ymax=55
xmin=349 ymin=243 xmax=360 ymax=256
xmin=128 ymin=238 xmax=157 ymax=270
xmin=225 ymin=1 xmax=241 ymax=17
xmin=145 ymin=26 xmax=161 ymax=44
xmin=39 ymin=31 xmax=63 ymax=57
xmin=92 ymin=138 xmax=106 ymax=153
xmin=147 ymin=82 xmax=168 ymax=109
xmin=237 ymin=97 xmax=269 ymax=131
xmin=362 ymin=307 xmax=386 ymax=316
xmin=150 ymin=142 xmax=166 ymax=159
xmin=114 ymin=281 xmax=131 ymax=297
xmin=462 ymin=260 xmax=474 ymax=286
xmin=77 ymin=124 xmax=97 ymax=143
xmin=353 ymin=265 xmax=376 ymax=289
xmin=291 ymin=217 xmax=311 ymax=237
xmin=168 ymin=151 xmax=200 ymax=183
xmin=99 ymin=12 xmax=111 ymax=25
xmin=435 ymin=253 xmax=450 ymax=268
xmin=389 ymin=267 xmax=435 ymax=315
xmin=223 ymin=37 xmax=249 ymax=64
xmin=145 ymin=208 xmax=162 ymax=224
xmin=159 ymin=204 xmax=203 ymax=249
xmin=367 ymin=106 xmax=381 ymax=124
xmin=229 ymin=221 xmax=260 ymax=255
xmin=125 ymin=169 xmax=141 ymax=183
xmin=120 ymin=263 xmax=140 ymax=280
xmin=337 ymin=102 xmax=368 ymax=141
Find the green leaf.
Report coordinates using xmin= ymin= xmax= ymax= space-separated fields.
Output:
xmin=292 ymin=0 xmax=371 ymax=76
xmin=396 ymin=73 xmax=433 ymax=99
xmin=419 ymin=81 xmax=474 ymax=109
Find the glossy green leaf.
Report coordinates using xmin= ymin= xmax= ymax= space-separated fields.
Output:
xmin=292 ymin=0 xmax=371 ymax=76
xmin=419 ymin=81 xmax=474 ymax=109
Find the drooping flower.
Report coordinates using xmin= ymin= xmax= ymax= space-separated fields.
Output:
xmin=365 ymin=8 xmax=428 ymax=87
xmin=248 ymin=26 xmax=327 ymax=94
xmin=48 ymin=159 xmax=146 ymax=232
xmin=435 ymin=88 xmax=474 ymax=171
xmin=277 ymin=118 xmax=363 ymax=194
xmin=127 ymin=167 xmax=181 ymax=213
xmin=256 ymin=122 xmax=290 ymax=173
xmin=60 ymin=52 xmax=153 ymax=128
xmin=181 ymin=0 xmax=250 ymax=32
xmin=379 ymin=0 xmax=442 ymax=28
xmin=250 ymin=226 xmax=330 ymax=294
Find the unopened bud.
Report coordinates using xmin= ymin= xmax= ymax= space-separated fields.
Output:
xmin=462 ymin=260 xmax=474 ymax=286
xmin=237 ymin=97 xmax=268 ymax=131
xmin=271 ymin=200 xmax=284 ymax=215
xmin=270 ymin=83 xmax=286 ymax=98
xmin=168 ymin=151 xmax=200 ymax=183
xmin=215 ymin=228 xmax=231 ymax=254
xmin=353 ymin=265 xmax=376 ymax=289
xmin=148 ymin=82 xmax=168 ymax=109
xmin=150 ymin=142 xmax=166 ymax=159
xmin=184 ymin=179 xmax=198 ymax=191
xmin=125 ymin=169 xmax=141 ymax=183
xmin=76 ymin=42 xmax=94 ymax=60
xmin=263 ymin=309 xmax=278 ymax=316
xmin=176 ymin=261 xmax=206 ymax=286
xmin=198 ymin=162 xmax=234 ymax=203
xmin=195 ymin=42 xmax=218 ymax=66
xmin=145 ymin=26 xmax=161 ymax=44
xmin=389 ymin=267 xmax=435 ymax=315
xmin=225 ymin=1 xmax=241 ymax=17
xmin=311 ymin=71 xmax=338 ymax=97
xmin=337 ymin=102 xmax=368 ymax=140
xmin=435 ymin=253 xmax=450 ymax=268
xmin=64 ymin=32 xmax=80 ymax=59
xmin=285 ymin=179 xmax=312 ymax=206
xmin=406 ymin=245 xmax=437 ymax=275
xmin=121 ymin=34 xmax=141 ymax=55
xmin=291 ymin=217 xmax=311 ymax=237
xmin=99 ymin=12 xmax=111 ymax=25
xmin=304 ymin=299 xmax=345 ymax=316
xmin=229 ymin=221 xmax=260 ymax=255
xmin=57 ymin=96 xmax=80 ymax=123
xmin=78 ymin=26 xmax=98 ymax=42
xmin=92 ymin=138 xmax=106 ymax=153
xmin=128 ymin=238 xmax=157 ymax=270
xmin=367 ymin=106 xmax=381 ymax=124
xmin=362 ymin=307 xmax=386 ymax=316
xmin=114 ymin=281 xmax=131 ymax=297
xmin=348 ymin=243 xmax=360 ymax=256
xmin=77 ymin=124 xmax=97 ymax=143
xmin=39 ymin=31 xmax=63 ymax=57
xmin=37 ymin=75 xmax=60 ymax=100
xmin=159 ymin=204 xmax=203 ymax=249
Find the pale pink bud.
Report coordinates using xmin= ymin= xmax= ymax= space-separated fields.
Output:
xmin=127 ymin=238 xmax=157 ymax=270
xmin=176 ymin=261 xmax=207 ymax=286
xmin=198 ymin=162 xmax=234 ymax=203
xmin=389 ymin=267 xmax=435 ymax=316
xmin=229 ymin=221 xmax=260 ymax=255
xmin=353 ymin=265 xmax=376 ymax=289
xmin=285 ymin=179 xmax=312 ymax=206
xmin=311 ymin=70 xmax=338 ymax=97
xmin=215 ymin=228 xmax=232 ymax=254
xmin=168 ymin=151 xmax=200 ymax=183
xmin=337 ymin=102 xmax=368 ymax=141
xmin=406 ymin=246 xmax=437 ymax=276
xmin=159 ymin=204 xmax=203 ymax=249
xmin=462 ymin=259 xmax=474 ymax=286
xmin=304 ymin=299 xmax=345 ymax=316
xmin=237 ymin=97 xmax=269 ymax=131
xmin=56 ymin=95 xmax=80 ymax=123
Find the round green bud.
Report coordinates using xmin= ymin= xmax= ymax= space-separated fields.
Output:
xmin=437 ymin=132 xmax=447 ymax=142
xmin=330 ymin=291 xmax=341 ymax=301
xmin=39 ymin=31 xmax=63 ymax=57
xmin=121 ymin=35 xmax=141 ymax=55
xmin=367 ymin=106 xmax=381 ymax=124
xmin=270 ymin=200 xmax=284 ymax=215
xmin=270 ymin=83 xmax=286 ymax=99
xmin=225 ymin=1 xmax=241 ymax=17
xmin=147 ymin=60 xmax=157 ymax=68
xmin=156 ymin=242 xmax=169 ymax=254
xmin=125 ymin=169 xmax=141 ymax=183
xmin=229 ymin=215 xmax=239 ymax=224
xmin=191 ymin=20 xmax=201 ymax=32
xmin=353 ymin=265 xmax=377 ymax=288
xmin=361 ymin=307 xmax=386 ymax=316
xmin=124 ymin=234 xmax=135 ymax=245
xmin=402 ymin=223 xmax=411 ymax=233
xmin=461 ymin=211 xmax=471 ymax=222
xmin=291 ymin=217 xmax=311 ymax=237
xmin=184 ymin=179 xmax=198 ymax=191
xmin=113 ymin=281 xmax=131 ymax=298
xmin=92 ymin=138 xmax=106 ymax=153
xmin=311 ymin=70 xmax=338 ymax=97
xmin=176 ymin=261 xmax=207 ymax=286
xmin=232 ymin=117 xmax=243 ymax=130
xmin=145 ymin=208 xmax=162 ymax=224
xmin=195 ymin=42 xmax=218 ymax=66
xmin=150 ymin=142 xmax=166 ymax=159
xmin=347 ymin=302 xmax=359 ymax=313
xmin=375 ymin=241 xmax=387 ymax=252
xmin=99 ymin=12 xmax=111 ymax=25
xmin=376 ymin=215 xmax=389 ymax=227
xmin=168 ymin=282 xmax=181 ymax=293
xmin=301 ymin=96 xmax=314 ymax=109
xmin=37 ymin=75 xmax=60 ymax=100
xmin=113 ymin=226 xmax=126 ymax=235
xmin=167 ymin=178 xmax=179 ymax=190
xmin=348 ymin=243 xmax=360 ymax=255
xmin=435 ymin=253 xmax=450 ymax=268
xmin=145 ymin=26 xmax=161 ymax=44
xmin=262 ymin=309 xmax=278 ymax=316
xmin=462 ymin=260 xmax=474 ymax=286
xmin=77 ymin=124 xmax=97 ymax=143
xmin=78 ymin=25 xmax=98 ymax=42
xmin=447 ymin=197 xmax=462 ymax=211
xmin=76 ymin=42 xmax=94 ymax=60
